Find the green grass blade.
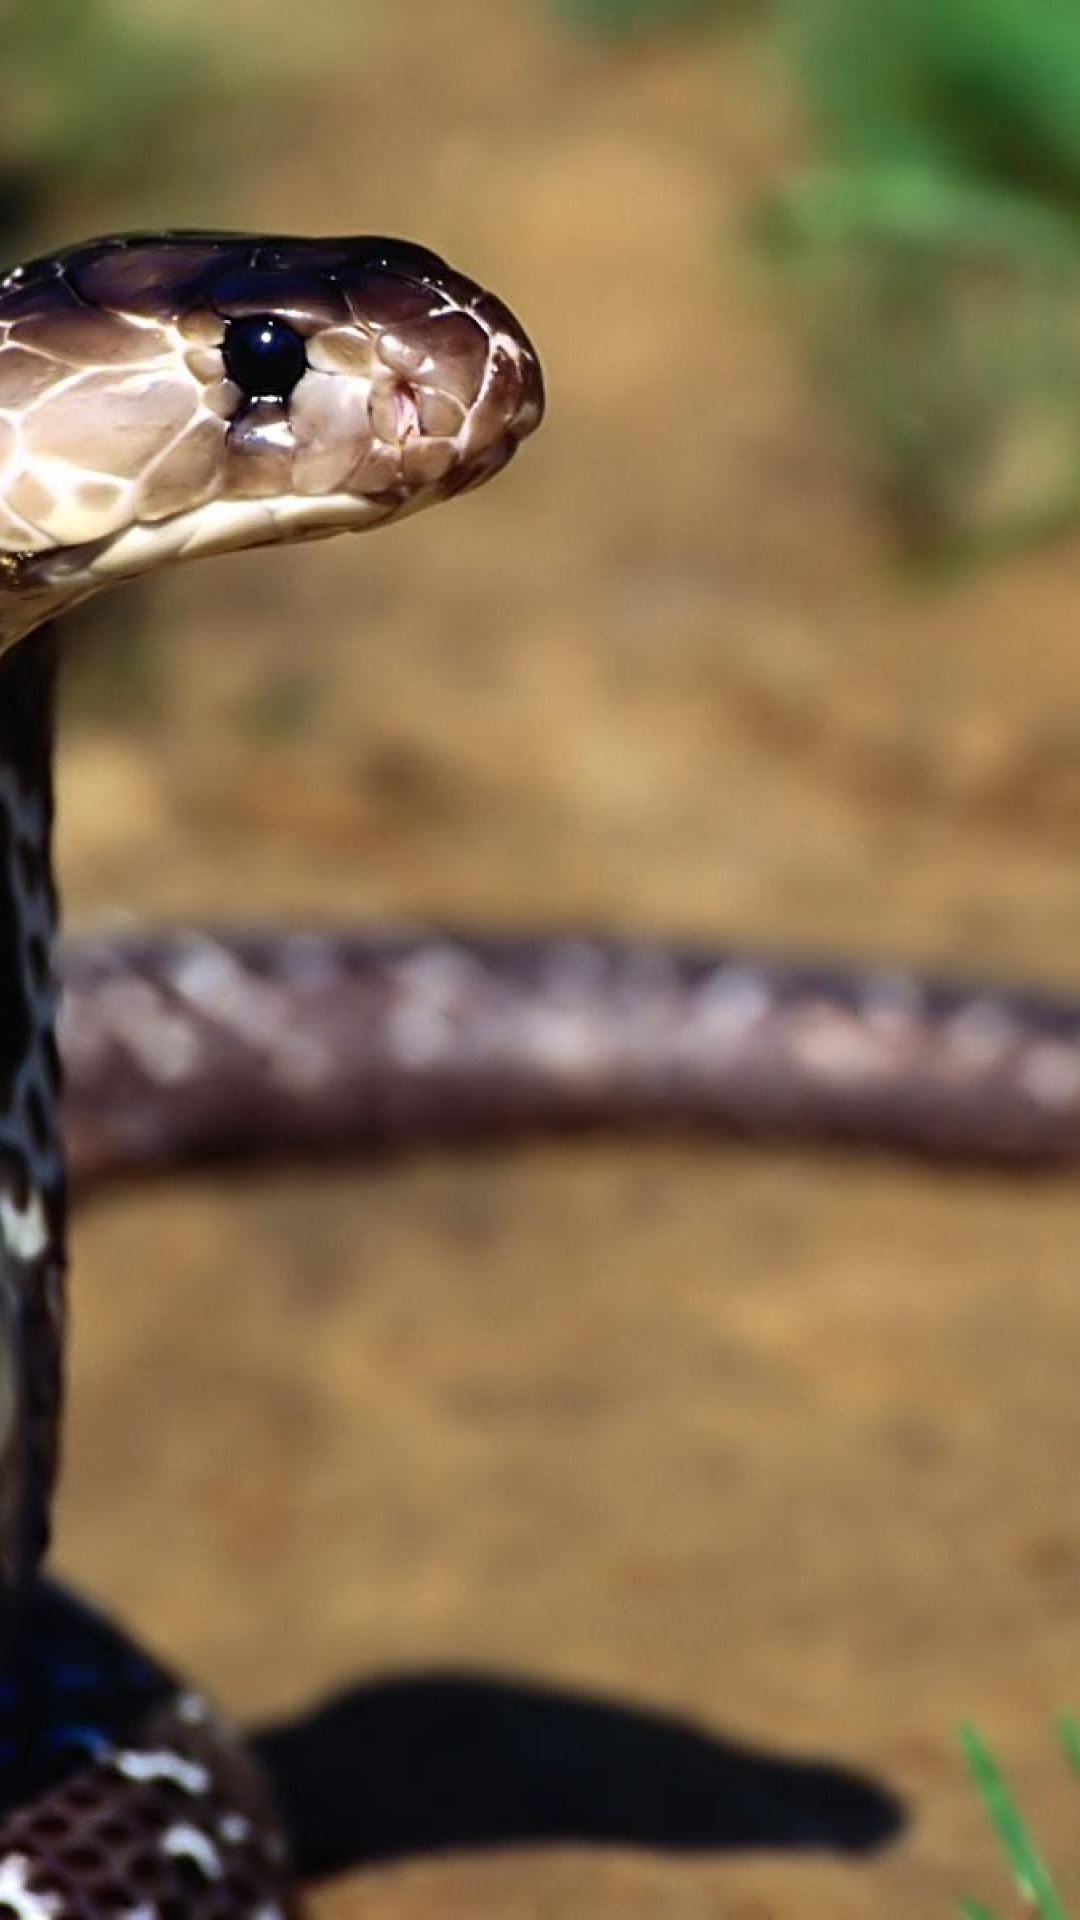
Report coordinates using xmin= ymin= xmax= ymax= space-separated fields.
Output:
xmin=1056 ymin=1712 xmax=1080 ymax=1788
xmin=958 ymin=1723 xmax=1067 ymax=1920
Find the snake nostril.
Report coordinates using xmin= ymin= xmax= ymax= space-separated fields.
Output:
xmin=369 ymin=381 xmax=420 ymax=445
xmin=222 ymin=314 xmax=307 ymax=402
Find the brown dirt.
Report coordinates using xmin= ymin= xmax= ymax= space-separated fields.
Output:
xmin=41 ymin=3 xmax=1080 ymax=1913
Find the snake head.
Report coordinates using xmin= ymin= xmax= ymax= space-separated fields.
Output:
xmin=0 ymin=231 xmax=544 ymax=625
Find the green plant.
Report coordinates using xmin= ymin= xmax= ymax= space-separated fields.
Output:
xmin=759 ymin=0 xmax=1080 ymax=553
xmin=782 ymin=0 xmax=1080 ymax=216
xmin=0 ymin=0 xmax=204 ymax=250
xmin=547 ymin=0 xmax=1080 ymax=552
xmin=958 ymin=1718 xmax=1080 ymax=1919
xmin=0 ymin=0 xmax=201 ymax=176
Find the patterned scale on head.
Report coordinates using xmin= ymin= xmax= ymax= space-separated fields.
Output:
xmin=0 ymin=232 xmax=543 ymax=620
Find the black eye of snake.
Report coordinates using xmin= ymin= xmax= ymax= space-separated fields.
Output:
xmin=222 ymin=315 xmax=308 ymax=400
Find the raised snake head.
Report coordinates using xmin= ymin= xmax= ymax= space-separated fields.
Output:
xmin=0 ymin=231 xmax=544 ymax=641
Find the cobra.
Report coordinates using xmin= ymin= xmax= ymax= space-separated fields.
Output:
xmin=0 ymin=230 xmax=542 ymax=1920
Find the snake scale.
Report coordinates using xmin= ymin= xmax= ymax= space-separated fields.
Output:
xmin=0 ymin=222 xmax=1073 ymax=1920
xmin=59 ymin=929 xmax=1080 ymax=1178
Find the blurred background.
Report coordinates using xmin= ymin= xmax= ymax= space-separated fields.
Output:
xmin=15 ymin=0 xmax=1080 ymax=1913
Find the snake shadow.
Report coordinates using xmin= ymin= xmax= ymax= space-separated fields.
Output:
xmin=253 ymin=1669 xmax=904 ymax=1876
xmin=16 ymin=1586 xmax=902 ymax=1873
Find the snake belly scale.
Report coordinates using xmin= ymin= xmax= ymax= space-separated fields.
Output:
xmin=0 ymin=230 xmax=543 ymax=1920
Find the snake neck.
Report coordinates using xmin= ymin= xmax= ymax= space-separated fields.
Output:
xmin=0 ymin=632 xmax=65 ymax=1604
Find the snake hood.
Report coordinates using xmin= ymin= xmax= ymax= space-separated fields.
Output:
xmin=0 ymin=231 xmax=544 ymax=644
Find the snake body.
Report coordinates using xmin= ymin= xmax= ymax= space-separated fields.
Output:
xmin=58 ymin=927 xmax=1080 ymax=1179
xmin=0 ymin=230 xmax=541 ymax=1920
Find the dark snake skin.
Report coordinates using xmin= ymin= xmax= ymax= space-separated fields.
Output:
xmin=59 ymin=927 xmax=1080 ymax=1180
xmin=0 ymin=232 xmax=542 ymax=1920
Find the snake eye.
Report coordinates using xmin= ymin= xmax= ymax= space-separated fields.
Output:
xmin=222 ymin=315 xmax=307 ymax=401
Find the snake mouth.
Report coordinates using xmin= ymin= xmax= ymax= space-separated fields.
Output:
xmin=28 ymin=365 xmax=537 ymax=591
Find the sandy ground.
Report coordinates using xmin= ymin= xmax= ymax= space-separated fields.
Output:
xmin=31 ymin=2 xmax=1080 ymax=1912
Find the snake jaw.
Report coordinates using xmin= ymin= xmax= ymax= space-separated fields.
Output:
xmin=0 ymin=232 xmax=544 ymax=637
